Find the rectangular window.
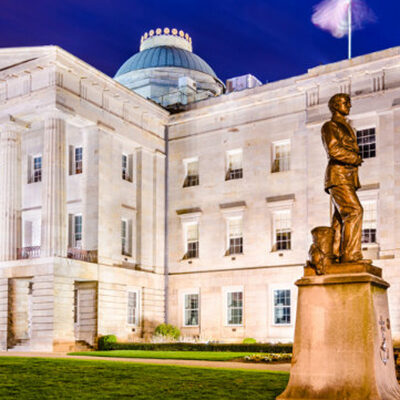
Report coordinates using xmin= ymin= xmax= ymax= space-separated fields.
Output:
xmin=74 ymin=215 xmax=82 ymax=248
xmin=356 ymin=128 xmax=376 ymax=159
xmin=127 ymin=291 xmax=139 ymax=325
xmin=274 ymin=289 xmax=291 ymax=325
xmin=361 ymin=200 xmax=377 ymax=244
xmin=69 ymin=146 xmax=83 ymax=175
xmin=227 ymin=291 xmax=243 ymax=325
xmin=184 ymin=293 xmax=199 ymax=326
xmin=272 ymin=140 xmax=290 ymax=173
xmin=183 ymin=159 xmax=199 ymax=187
xmin=28 ymin=155 xmax=42 ymax=183
xmin=74 ymin=147 xmax=83 ymax=174
xmin=228 ymin=218 xmax=243 ymax=255
xmin=273 ymin=210 xmax=291 ymax=251
xmin=122 ymin=154 xmax=133 ymax=182
xmin=185 ymin=223 xmax=199 ymax=259
xmin=226 ymin=150 xmax=243 ymax=180
xmin=121 ymin=219 xmax=132 ymax=256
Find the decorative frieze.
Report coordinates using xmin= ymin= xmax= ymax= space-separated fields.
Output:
xmin=306 ymin=87 xmax=319 ymax=107
xmin=371 ymin=71 xmax=385 ymax=92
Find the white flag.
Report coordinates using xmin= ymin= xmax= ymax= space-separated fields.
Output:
xmin=312 ymin=0 xmax=375 ymax=39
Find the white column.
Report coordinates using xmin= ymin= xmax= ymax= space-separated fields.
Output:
xmin=41 ymin=118 xmax=67 ymax=257
xmin=82 ymin=126 xmax=99 ymax=251
xmin=0 ymin=128 xmax=21 ymax=261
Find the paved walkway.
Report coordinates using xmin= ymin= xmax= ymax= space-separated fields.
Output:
xmin=0 ymin=351 xmax=291 ymax=372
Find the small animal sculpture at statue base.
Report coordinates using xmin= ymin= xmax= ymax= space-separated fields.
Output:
xmin=307 ymin=226 xmax=335 ymax=275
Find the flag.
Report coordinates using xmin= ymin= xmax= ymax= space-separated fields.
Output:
xmin=312 ymin=0 xmax=375 ymax=38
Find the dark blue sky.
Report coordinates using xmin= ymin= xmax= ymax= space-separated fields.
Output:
xmin=0 ymin=0 xmax=396 ymax=84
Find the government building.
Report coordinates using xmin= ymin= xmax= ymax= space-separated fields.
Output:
xmin=1 ymin=29 xmax=400 ymax=351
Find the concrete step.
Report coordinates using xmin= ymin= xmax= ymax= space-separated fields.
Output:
xmin=74 ymin=340 xmax=94 ymax=352
xmin=8 ymin=346 xmax=31 ymax=352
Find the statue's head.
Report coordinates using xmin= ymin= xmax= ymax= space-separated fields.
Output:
xmin=328 ymin=93 xmax=351 ymax=116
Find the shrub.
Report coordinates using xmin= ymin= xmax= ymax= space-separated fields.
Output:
xmin=97 ymin=335 xmax=117 ymax=350
xmin=243 ymin=338 xmax=257 ymax=344
xmin=110 ymin=342 xmax=293 ymax=353
xmin=154 ymin=324 xmax=180 ymax=341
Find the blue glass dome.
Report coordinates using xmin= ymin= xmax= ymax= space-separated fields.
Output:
xmin=114 ymin=46 xmax=218 ymax=79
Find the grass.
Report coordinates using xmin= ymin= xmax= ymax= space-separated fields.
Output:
xmin=68 ymin=350 xmax=256 ymax=361
xmin=0 ymin=357 xmax=289 ymax=399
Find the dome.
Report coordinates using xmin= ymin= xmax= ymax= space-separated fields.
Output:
xmin=114 ymin=46 xmax=218 ymax=79
xmin=114 ymin=28 xmax=224 ymax=109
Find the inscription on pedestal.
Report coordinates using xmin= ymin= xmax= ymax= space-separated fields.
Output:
xmin=379 ymin=315 xmax=390 ymax=365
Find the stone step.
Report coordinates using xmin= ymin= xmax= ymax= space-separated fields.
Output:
xmin=8 ymin=346 xmax=31 ymax=352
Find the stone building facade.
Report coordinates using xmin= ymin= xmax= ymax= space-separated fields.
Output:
xmin=1 ymin=36 xmax=400 ymax=350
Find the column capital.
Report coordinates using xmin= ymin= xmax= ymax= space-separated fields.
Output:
xmin=42 ymin=107 xmax=96 ymax=129
xmin=0 ymin=115 xmax=30 ymax=133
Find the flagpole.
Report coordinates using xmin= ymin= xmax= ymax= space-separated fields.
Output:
xmin=348 ymin=0 xmax=352 ymax=59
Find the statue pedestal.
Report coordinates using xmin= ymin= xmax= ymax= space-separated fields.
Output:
xmin=277 ymin=263 xmax=400 ymax=400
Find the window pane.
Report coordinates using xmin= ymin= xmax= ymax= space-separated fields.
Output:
xmin=33 ymin=156 xmax=42 ymax=182
xmin=229 ymin=219 xmax=242 ymax=238
xmin=356 ymin=128 xmax=376 ymax=159
xmin=228 ymin=152 xmax=242 ymax=170
xmin=274 ymin=211 xmax=291 ymax=251
xmin=227 ymin=291 xmax=243 ymax=325
xmin=75 ymin=147 xmax=83 ymax=174
xmin=187 ymin=224 xmax=198 ymax=241
xmin=127 ymin=291 xmax=138 ymax=325
xmin=272 ymin=141 xmax=290 ymax=172
xmin=184 ymin=294 xmax=199 ymax=326
xmin=274 ymin=290 xmax=291 ymax=325
xmin=187 ymin=161 xmax=198 ymax=176
xmin=361 ymin=200 xmax=377 ymax=244
xmin=122 ymin=154 xmax=130 ymax=181
xmin=74 ymin=215 xmax=82 ymax=244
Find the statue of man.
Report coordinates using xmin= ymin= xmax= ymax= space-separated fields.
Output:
xmin=321 ymin=93 xmax=370 ymax=264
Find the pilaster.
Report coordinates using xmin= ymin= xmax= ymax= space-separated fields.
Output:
xmin=0 ymin=127 xmax=21 ymax=261
xmin=41 ymin=117 xmax=67 ymax=257
xmin=135 ymin=147 xmax=155 ymax=271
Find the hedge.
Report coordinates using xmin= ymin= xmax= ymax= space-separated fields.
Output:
xmin=104 ymin=342 xmax=293 ymax=353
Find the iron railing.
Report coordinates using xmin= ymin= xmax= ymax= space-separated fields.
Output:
xmin=17 ymin=246 xmax=41 ymax=259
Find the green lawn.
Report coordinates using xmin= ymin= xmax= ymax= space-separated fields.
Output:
xmin=0 ymin=357 xmax=289 ymax=399
xmin=69 ymin=350 xmax=255 ymax=361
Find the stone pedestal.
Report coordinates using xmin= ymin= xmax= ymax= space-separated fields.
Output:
xmin=278 ymin=263 xmax=400 ymax=400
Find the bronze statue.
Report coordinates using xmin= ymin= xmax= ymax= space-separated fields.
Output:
xmin=321 ymin=93 xmax=370 ymax=264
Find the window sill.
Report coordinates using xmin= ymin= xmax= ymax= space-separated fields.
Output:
xmin=182 ymin=325 xmax=199 ymax=328
xmin=361 ymin=243 xmax=378 ymax=249
xmin=271 ymin=170 xmax=291 ymax=174
xmin=225 ymin=324 xmax=244 ymax=328
xmin=270 ymin=249 xmax=292 ymax=254
xmin=272 ymin=323 xmax=293 ymax=327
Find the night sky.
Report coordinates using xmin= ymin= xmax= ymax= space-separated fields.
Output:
xmin=0 ymin=0 xmax=396 ymax=84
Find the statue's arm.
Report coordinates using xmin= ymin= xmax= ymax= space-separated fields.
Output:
xmin=322 ymin=123 xmax=362 ymax=166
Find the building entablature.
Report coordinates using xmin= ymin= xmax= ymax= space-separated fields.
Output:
xmin=0 ymin=46 xmax=169 ymax=143
xmin=168 ymin=46 xmax=400 ymax=140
